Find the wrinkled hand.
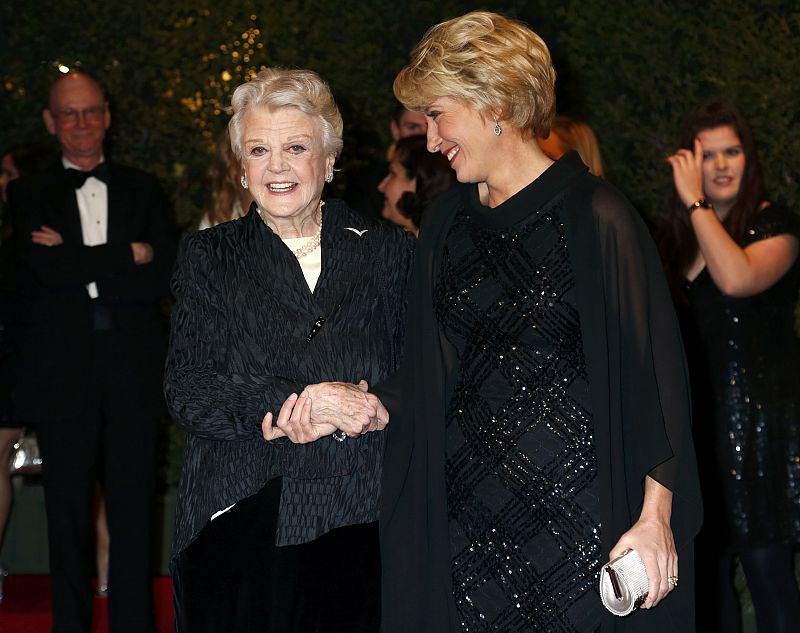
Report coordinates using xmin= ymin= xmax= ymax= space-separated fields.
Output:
xmin=131 ymin=242 xmax=154 ymax=264
xmin=262 ymin=392 xmax=337 ymax=443
xmin=303 ymin=380 xmax=389 ymax=436
xmin=262 ymin=380 xmax=389 ymax=444
xmin=609 ymin=517 xmax=677 ymax=609
xmin=666 ymin=138 xmax=705 ymax=209
xmin=31 ymin=225 xmax=63 ymax=247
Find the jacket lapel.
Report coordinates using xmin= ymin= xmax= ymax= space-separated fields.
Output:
xmin=242 ymin=200 xmax=374 ymax=318
xmin=313 ymin=200 xmax=372 ymax=315
xmin=48 ymin=164 xmax=83 ymax=245
xmin=105 ymin=163 xmax=130 ymax=243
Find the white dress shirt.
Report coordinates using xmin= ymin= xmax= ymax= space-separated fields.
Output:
xmin=63 ymin=157 xmax=108 ymax=298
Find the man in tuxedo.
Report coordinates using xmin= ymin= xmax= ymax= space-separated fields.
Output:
xmin=8 ymin=71 xmax=174 ymax=633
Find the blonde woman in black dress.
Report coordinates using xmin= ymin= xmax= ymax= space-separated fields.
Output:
xmin=378 ymin=11 xmax=702 ymax=633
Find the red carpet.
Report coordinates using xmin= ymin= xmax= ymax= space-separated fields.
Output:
xmin=0 ymin=575 xmax=174 ymax=633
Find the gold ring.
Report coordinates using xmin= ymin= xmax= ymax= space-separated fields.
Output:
xmin=668 ymin=575 xmax=679 ymax=587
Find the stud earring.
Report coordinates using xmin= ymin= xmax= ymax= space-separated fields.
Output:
xmin=493 ymin=117 xmax=502 ymax=136
xmin=240 ymin=175 xmax=248 ymax=189
xmin=325 ymin=171 xmax=334 ymax=183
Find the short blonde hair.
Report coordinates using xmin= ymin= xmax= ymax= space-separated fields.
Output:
xmin=550 ymin=116 xmax=605 ymax=178
xmin=229 ymin=68 xmax=343 ymax=160
xmin=393 ymin=11 xmax=556 ymax=138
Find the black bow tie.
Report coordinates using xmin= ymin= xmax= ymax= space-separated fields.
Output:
xmin=66 ymin=163 xmax=109 ymax=189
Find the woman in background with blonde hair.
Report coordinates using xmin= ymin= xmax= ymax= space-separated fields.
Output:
xmin=379 ymin=11 xmax=701 ymax=632
xmin=538 ymin=115 xmax=605 ymax=177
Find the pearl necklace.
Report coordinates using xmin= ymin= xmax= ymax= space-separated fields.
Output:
xmin=258 ymin=200 xmax=325 ymax=259
xmin=291 ymin=230 xmax=322 ymax=259
xmin=291 ymin=201 xmax=324 ymax=259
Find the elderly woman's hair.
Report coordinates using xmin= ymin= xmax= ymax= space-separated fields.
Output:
xmin=394 ymin=135 xmax=457 ymax=228
xmin=548 ymin=116 xmax=605 ymax=178
xmin=229 ymin=68 xmax=343 ymax=160
xmin=393 ymin=11 xmax=556 ymax=139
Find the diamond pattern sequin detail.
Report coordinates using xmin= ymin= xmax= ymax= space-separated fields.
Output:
xmin=436 ymin=205 xmax=602 ymax=632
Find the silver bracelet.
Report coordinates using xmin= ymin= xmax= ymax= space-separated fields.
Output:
xmin=332 ymin=430 xmax=347 ymax=442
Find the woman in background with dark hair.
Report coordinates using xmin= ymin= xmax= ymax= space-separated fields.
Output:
xmin=660 ymin=101 xmax=800 ymax=633
xmin=377 ymin=134 xmax=456 ymax=235
xmin=0 ymin=143 xmax=50 ymax=601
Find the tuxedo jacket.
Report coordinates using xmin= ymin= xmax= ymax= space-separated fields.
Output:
xmin=8 ymin=159 xmax=176 ymax=423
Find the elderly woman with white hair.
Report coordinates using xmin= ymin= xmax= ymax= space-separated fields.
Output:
xmin=165 ymin=68 xmax=413 ymax=633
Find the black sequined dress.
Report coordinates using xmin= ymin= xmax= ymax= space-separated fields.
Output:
xmin=685 ymin=205 xmax=800 ymax=549
xmin=434 ymin=183 xmax=602 ymax=632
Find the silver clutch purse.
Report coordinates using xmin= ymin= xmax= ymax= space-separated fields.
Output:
xmin=9 ymin=430 xmax=43 ymax=476
xmin=599 ymin=549 xmax=649 ymax=616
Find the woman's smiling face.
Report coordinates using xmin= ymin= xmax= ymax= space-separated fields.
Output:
xmin=241 ymin=106 xmax=334 ymax=231
xmin=697 ymin=125 xmax=746 ymax=212
xmin=424 ymin=96 xmax=497 ymax=184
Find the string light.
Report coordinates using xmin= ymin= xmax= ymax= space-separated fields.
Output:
xmin=173 ymin=13 xmax=265 ymax=138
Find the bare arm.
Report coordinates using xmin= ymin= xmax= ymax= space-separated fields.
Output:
xmin=667 ymin=139 xmax=798 ymax=297
xmin=609 ymin=476 xmax=676 ymax=609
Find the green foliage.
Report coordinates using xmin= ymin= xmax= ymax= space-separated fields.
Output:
xmin=2 ymin=1 xmax=797 ymax=227
xmin=0 ymin=1 xmax=557 ymax=229
xmin=2 ymin=0 xmax=799 ymax=481
xmin=552 ymin=0 xmax=800 ymax=219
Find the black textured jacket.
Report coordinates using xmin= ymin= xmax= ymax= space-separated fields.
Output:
xmin=165 ymin=199 xmax=413 ymax=558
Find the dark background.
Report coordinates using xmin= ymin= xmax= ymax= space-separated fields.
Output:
xmin=1 ymin=0 xmax=798 ymax=229
xmin=2 ymin=0 xmax=799 ymax=487
xmin=1 ymin=3 xmax=798 ymax=597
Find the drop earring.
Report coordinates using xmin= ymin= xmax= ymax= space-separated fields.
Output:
xmin=325 ymin=171 xmax=333 ymax=183
xmin=240 ymin=175 xmax=248 ymax=189
xmin=493 ymin=117 xmax=502 ymax=136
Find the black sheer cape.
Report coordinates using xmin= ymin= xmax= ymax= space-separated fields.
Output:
xmin=378 ymin=153 xmax=702 ymax=632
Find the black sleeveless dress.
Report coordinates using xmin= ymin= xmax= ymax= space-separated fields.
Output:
xmin=434 ymin=183 xmax=603 ymax=632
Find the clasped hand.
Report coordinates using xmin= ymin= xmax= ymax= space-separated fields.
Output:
xmin=262 ymin=380 xmax=389 ymax=444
